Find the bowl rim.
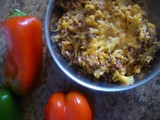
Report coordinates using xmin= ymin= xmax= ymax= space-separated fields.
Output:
xmin=45 ymin=0 xmax=160 ymax=92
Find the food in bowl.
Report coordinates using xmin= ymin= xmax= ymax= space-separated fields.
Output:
xmin=51 ymin=0 xmax=160 ymax=85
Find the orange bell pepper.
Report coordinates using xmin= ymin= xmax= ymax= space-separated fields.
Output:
xmin=45 ymin=91 xmax=93 ymax=120
xmin=1 ymin=10 xmax=43 ymax=95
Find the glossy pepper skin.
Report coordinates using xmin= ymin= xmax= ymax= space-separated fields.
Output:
xmin=1 ymin=15 xmax=43 ymax=95
xmin=0 ymin=87 xmax=22 ymax=120
xmin=45 ymin=91 xmax=92 ymax=120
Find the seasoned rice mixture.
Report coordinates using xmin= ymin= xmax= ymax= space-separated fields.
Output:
xmin=52 ymin=0 xmax=159 ymax=85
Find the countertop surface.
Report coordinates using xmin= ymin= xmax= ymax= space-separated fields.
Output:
xmin=0 ymin=0 xmax=160 ymax=120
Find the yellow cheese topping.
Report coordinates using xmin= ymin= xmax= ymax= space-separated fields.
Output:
xmin=53 ymin=0 xmax=158 ymax=85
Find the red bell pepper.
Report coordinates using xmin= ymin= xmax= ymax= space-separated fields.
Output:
xmin=45 ymin=91 xmax=93 ymax=120
xmin=1 ymin=10 xmax=43 ymax=95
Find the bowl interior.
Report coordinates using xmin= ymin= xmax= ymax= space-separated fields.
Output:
xmin=45 ymin=0 xmax=160 ymax=92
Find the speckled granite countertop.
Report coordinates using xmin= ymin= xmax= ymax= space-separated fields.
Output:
xmin=0 ymin=0 xmax=160 ymax=120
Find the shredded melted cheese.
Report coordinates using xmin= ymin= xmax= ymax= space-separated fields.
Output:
xmin=53 ymin=0 xmax=158 ymax=85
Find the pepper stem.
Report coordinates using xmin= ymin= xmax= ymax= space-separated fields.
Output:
xmin=9 ymin=9 xmax=28 ymax=18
